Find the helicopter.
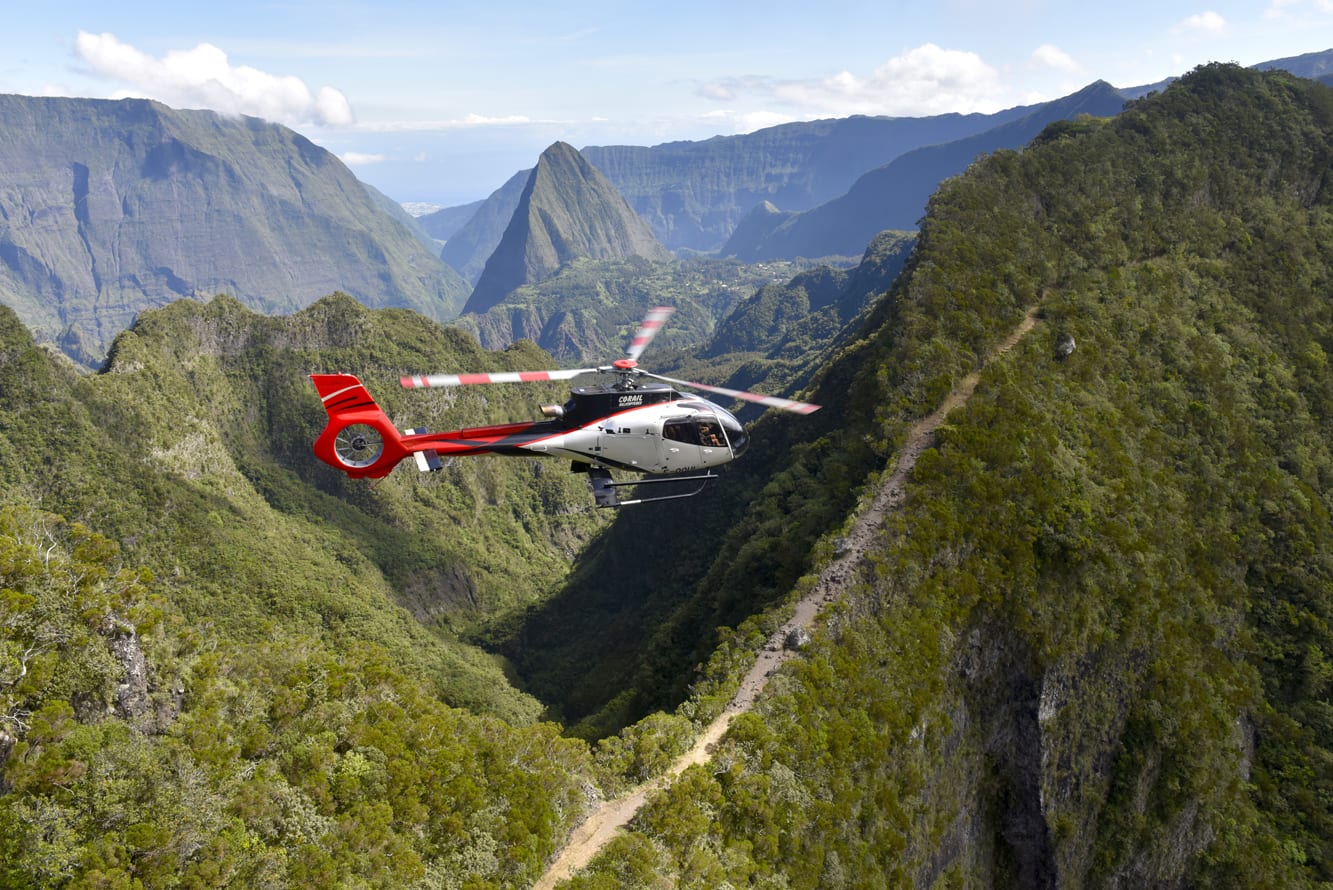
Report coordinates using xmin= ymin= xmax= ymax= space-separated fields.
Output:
xmin=309 ymin=307 xmax=819 ymax=507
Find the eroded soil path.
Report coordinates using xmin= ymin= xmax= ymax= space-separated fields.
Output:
xmin=533 ymin=306 xmax=1041 ymax=889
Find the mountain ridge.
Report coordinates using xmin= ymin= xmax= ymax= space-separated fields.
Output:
xmin=0 ymin=94 xmax=470 ymax=364
xmin=722 ymin=80 xmax=1130 ymax=260
xmin=463 ymin=141 xmax=671 ymax=315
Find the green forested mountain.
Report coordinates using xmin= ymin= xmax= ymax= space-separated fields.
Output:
xmin=2 ymin=62 xmax=1331 ymax=890
xmin=550 ymin=63 xmax=1333 ymax=888
xmin=0 ymin=95 xmax=470 ymax=364
xmin=0 ymin=293 xmax=624 ymax=885
xmin=437 ymin=101 xmax=1046 ymax=277
xmin=464 ymin=143 xmax=671 ymax=315
xmin=722 ymin=80 xmax=1129 ymax=261
xmin=454 ymin=254 xmax=840 ymax=364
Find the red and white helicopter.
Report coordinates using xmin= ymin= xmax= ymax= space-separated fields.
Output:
xmin=310 ymin=307 xmax=819 ymax=507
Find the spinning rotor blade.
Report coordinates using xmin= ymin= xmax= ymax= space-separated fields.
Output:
xmin=400 ymin=367 xmax=597 ymax=389
xmin=625 ymin=306 xmax=675 ymax=362
xmin=640 ymin=370 xmax=821 ymax=415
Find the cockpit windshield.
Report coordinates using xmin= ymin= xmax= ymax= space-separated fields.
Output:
xmin=716 ymin=407 xmax=749 ymax=456
xmin=662 ymin=405 xmax=749 ymax=455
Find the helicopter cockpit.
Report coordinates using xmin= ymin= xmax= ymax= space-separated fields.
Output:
xmin=667 ymin=401 xmax=749 ymax=456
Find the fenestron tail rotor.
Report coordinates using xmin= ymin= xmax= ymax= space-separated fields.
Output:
xmin=334 ymin=424 xmax=385 ymax=467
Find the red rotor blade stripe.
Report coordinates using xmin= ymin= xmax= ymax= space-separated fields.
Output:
xmin=641 ymin=370 xmax=821 ymax=414
xmin=400 ymin=368 xmax=595 ymax=388
xmin=625 ymin=306 xmax=675 ymax=361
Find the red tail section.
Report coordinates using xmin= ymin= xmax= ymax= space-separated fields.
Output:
xmin=310 ymin=374 xmax=408 ymax=479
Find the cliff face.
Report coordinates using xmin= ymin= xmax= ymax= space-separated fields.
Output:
xmin=514 ymin=65 xmax=1333 ymax=888
xmin=438 ymin=103 xmax=1044 ymax=277
xmin=463 ymin=141 xmax=672 ymax=314
xmin=0 ymin=94 xmax=469 ymax=363
xmin=723 ymin=80 xmax=1131 ymax=261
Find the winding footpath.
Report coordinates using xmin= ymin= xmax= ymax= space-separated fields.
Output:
xmin=533 ymin=306 xmax=1042 ymax=889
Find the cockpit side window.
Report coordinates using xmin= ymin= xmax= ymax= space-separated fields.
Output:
xmin=696 ymin=420 xmax=725 ymax=447
xmin=662 ymin=418 xmax=700 ymax=445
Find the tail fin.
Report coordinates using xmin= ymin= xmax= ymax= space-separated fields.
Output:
xmin=309 ymin=374 xmax=407 ymax=479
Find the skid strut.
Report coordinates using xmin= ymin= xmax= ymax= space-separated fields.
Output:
xmin=587 ymin=468 xmax=716 ymax=508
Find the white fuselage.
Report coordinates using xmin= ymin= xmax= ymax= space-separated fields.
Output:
xmin=523 ymin=399 xmax=747 ymax=475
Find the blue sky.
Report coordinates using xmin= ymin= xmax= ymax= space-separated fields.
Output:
xmin=2 ymin=1 xmax=1330 ymax=207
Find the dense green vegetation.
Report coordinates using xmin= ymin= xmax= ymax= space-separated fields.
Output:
xmin=0 ymin=504 xmax=594 ymax=887
xmin=559 ymin=64 xmax=1332 ymax=887
xmin=2 ymin=62 xmax=1331 ymax=890
xmin=496 ymin=232 xmax=913 ymax=737
xmin=0 ymin=295 xmax=624 ymax=885
xmin=454 ymin=254 xmax=841 ymax=365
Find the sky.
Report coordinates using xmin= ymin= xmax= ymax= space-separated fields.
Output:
xmin=2 ymin=1 xmax=1331 ymax=209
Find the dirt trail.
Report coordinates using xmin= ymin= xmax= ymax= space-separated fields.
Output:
xmin=533 ymin=306 xmax=1041 ymax=890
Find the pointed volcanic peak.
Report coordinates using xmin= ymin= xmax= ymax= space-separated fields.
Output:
xmin=463 ymin=141 xmax=673 ymax=314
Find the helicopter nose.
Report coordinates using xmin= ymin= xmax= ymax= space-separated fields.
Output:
xmin=729 ymin=426 xmax=749 ymax=456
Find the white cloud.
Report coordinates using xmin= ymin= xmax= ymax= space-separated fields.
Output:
xmin=699 ymin=44 xmax=1008 ymax=117
xmin=356 ymin=114 xmax=542 ymax=132
xmin=701 ymin=108 xmax=800 ymax=134
xmin=340 ymin=152 xmax=385 ymax=166
xmin=1173 ymin=11 xmax=1228 ymax=33
xmin=1031 ymin=44 xmax=1080 ymax=73
xmin=74 ymin=31 xmax=355 ymax=127
xmin=1266 ymin=0 xmax=1333 ymax=16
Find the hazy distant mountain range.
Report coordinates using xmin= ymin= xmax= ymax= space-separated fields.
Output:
xmin=429 ymin=102 xmax=1049 ymax=281
xmin=1 ymin=50 xmax=1330 ymax=366
xmin=0 ymin=94 xmax=468 ymax=363
xmin=722 ymin=81 xmax=1129 ymax=261
xmin=431 ymin=49 xmax=1333 ymax=277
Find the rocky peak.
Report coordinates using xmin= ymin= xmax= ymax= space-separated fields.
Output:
xmin=463 ymin=141 xmax=672 ymax=314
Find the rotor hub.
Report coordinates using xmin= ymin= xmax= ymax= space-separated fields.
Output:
xmin=612 ymin=359 xmax=637 ymax=370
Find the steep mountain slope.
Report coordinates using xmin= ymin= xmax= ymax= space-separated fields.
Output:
xmin=497 ymin=233 xmax=915 ymax=735
xmin=464 ymin=142 xmax=671 ymax=314
xmin=438 ymin=102 xmax=1043 ymax=278
xmin=415 ymin=198 xmax=485 ymax=243
xmin=723 ymin=80 xmax=1129 ymax=260
xmin=453 ymin=254 xmax=836 ymax=365
xmin=0 ymin=95 xmax=469 ymax=363
xmin=0 ymin=293 xmax=610 ymax=714
xmin=551 ymin=63 xmax=1333 ymax=888
xmin=440 ymin=169 xmax=531 ymax=285
xmin=579 ymin=107 xmax=1037 ymax=252
xmin=0 ymin=291 xmax=629 ymax=886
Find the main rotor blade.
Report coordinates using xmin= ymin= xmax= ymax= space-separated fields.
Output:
xmin=400 ymin=368 xmax=597 ymax=389
xmin=640 ymin=370 xmax=821 ymax=415
xmin=625 ymin=306 xmax=675 ymax=362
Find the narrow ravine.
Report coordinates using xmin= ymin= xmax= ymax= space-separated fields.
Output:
xmin=534 ymin=305 xmax=1042 ymax=889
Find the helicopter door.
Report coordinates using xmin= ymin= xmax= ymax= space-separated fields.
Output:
xmin=598 ymin=419 xmax=659 ymax=471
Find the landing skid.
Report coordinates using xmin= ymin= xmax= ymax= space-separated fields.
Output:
xmin=586 ymin=467 xmax=716 ymax=508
